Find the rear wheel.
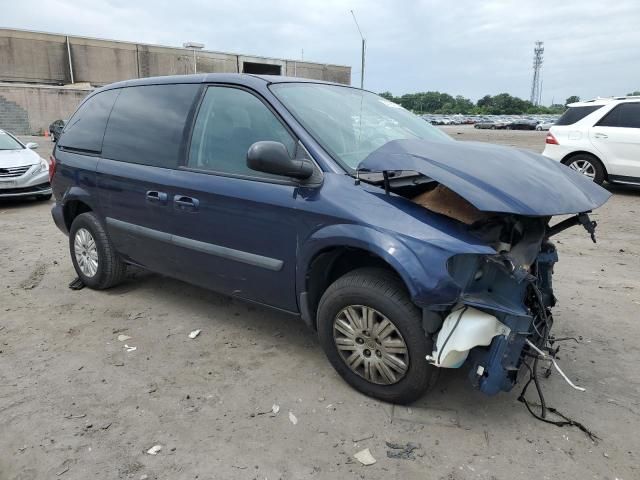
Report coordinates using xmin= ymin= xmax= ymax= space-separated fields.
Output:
xmin=317 ymin=268 xmax=437 ymax=404
xmin=565 ymin=154 xmax=605 ymax=185
xmin=69 ymin=212 xmax=126 ymax=289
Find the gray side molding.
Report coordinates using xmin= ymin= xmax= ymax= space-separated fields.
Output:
xmin=106 ymin=217 xmax=284 ymax=272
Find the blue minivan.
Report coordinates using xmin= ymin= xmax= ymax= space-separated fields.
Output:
xmin=51 ymin=74 xmax=609 ymax=403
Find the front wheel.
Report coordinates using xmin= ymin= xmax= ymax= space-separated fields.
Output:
xmin=69 ymin=212 xmax=126 ymax=289
xmin=317 ymin=268 xmax=437 ymax=404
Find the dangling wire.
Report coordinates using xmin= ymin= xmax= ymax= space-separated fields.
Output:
xmin=517 ymin=281 xmax=600 ymax=441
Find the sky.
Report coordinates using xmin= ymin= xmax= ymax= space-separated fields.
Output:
xmin=3 ymin=0 xmax=640 ymax=104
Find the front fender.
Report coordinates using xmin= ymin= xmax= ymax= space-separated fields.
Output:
xmin=297 ymin=224 xmax=485 ymax=308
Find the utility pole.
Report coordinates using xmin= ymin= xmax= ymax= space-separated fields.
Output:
xmin=350 ymin=10 xmax=366 ymax=89
xmin=183 ymin=42 xmax=205 ymax=74
xmin=530 ymin=41 xmax=544 ymax=105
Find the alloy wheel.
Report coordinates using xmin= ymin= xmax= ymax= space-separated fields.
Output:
xmin=74 ymin=228 xmax=99 ymax=277
xmin=569 ymin=159 xmax=596 ymax=179
xmin=333 ymin=305 xmax=409 ymax=385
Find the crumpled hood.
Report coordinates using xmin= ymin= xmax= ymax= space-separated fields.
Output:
xmin=358 ymin=138 xmax=611 ymax=216
xmin=0 ymin=148 xmax=40 ymax=168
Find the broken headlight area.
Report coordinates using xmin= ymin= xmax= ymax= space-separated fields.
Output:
xmin=427 ymin=221 xmax=561 ymax=396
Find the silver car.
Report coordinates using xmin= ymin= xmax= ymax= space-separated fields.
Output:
xmin=0 ymin=129 xmax=51 ymax=200
xmin=535 ymin=121 xmax=555 ymax=131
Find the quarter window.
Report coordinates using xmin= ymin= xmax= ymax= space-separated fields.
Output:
xmin=102 ymin=84 xmax=200 ymax=168
xmin=555 ymin=105 xmax=602 ymax=126
xmin=58 ymin=89 xmax=119 ymax=152
xmin=188 ymin=87 xmax=296 ymax=178
xmin=596 ymin=103 xmax=640 ymax=128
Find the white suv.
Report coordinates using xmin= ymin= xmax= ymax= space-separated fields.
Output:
xmin=542 ymin=96 xmax=640 ymax=185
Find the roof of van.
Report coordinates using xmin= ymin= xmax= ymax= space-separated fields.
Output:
xmin=99 ymin=73 xmax=349 ymax=92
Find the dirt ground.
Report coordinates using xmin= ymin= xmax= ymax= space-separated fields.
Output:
xmin=1 ymin=128 xmax=638 ymax=480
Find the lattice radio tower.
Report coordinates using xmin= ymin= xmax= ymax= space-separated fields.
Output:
xmin=530 ymin=41 xmax=544 ymax=105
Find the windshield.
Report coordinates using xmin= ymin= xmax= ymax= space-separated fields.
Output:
xmin=0 ymin=131 xmax=23 ymax=150
xmin=271 ymin=83 xmax=452 ymax=170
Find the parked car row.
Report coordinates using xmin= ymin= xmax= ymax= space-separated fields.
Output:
xmin=422 ymin=114 xmax=559 ymax=130
xmin=474 ymin=118 xmax=538 ymax=130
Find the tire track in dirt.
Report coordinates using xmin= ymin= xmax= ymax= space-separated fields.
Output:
xmin=19 ymin=262 xmax=48 ymax=290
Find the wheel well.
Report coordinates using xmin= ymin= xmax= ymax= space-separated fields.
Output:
xmin=304 ymin=247 xmax=406 ymax=329
xmin=63 ymin=200 xmax=92 ymax=230
xmin=561 ymin=151 xmax=608 ymax=179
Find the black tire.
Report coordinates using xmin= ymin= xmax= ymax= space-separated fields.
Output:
xmin=490 ymin=125 xmax=496 ymax=130
xmin=564 ymin=153 xmax=606 ymax=185
xmin=317 ymin=267 xmax=437 ymax=404
xmin=69 ymin=212 xmax=126 ymax=289
xmin=38 ymin=194 xmax=52 ymax=201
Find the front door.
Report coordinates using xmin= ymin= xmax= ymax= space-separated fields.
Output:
xmin=165 ymin=86 xmax=304 ymax=312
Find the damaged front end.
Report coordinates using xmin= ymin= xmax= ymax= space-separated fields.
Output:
xmin=357 ymin=138 xmax=611 ymax=396
xmin=431 ymin=216 xmax=561 ymax=395
xmin=431 ymin=211 xmax=600 ymax=396
xmin=429 ymin=210 xmax=599 ymax=395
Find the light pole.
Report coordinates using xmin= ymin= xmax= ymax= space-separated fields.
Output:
xmin=183 ymin=42 xmax=205 ymax=74
xmin=350 ymin=10 xmax=365 ymax=89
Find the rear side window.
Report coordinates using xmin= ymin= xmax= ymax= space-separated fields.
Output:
xmin=102 ymin=84 xmax=200 ymax=169
xmin=596 ymin=103 xmax=640 ymax=128
xmin=555 ymin=106 xmax=602 ymax=126
xmin=58 ymin=89 xmax=119 ymax=152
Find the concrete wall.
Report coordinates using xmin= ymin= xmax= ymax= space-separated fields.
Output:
xmin=285 ymin=61 xmax=351 ymax=85
xmin=0 ymin=28 xmax=351 ymax=86
xmin=0 ymin=83 xmax=91 ymax=135
xmin=0 ymin=28 xmax=351 ymax=135
xmin=0 ymin=30 xmax=70 ymax=84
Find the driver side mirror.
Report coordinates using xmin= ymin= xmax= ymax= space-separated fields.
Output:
xmin=26 ymin=142 xmax=39 ymax=149
xmin=247 ymin=141 xmax=314 ymax=180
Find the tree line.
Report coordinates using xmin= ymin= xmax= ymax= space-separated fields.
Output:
xmin=378 ymin=91 xmax=587 ymax=115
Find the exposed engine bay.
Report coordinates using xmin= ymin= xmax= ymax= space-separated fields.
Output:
xmin=360 ymin=169 xmax=599 ymax=397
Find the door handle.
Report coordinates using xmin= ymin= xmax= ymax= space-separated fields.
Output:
xmin=174 ymin=195 xmax=199 ymax=211
xmin=593 ymin=133 xmax=608 ymax=139
xmin=146 ymin=190 xmax=168 ymax=204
